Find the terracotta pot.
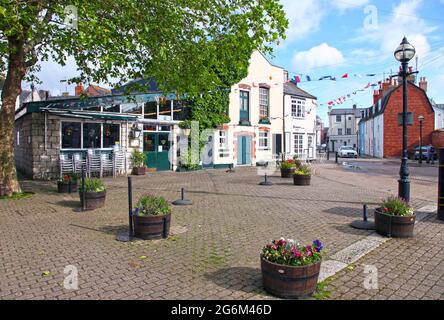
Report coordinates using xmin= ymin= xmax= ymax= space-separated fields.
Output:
xmin=79 ymin=191 xmax=106 ymax=210
xmin=261 ymin=258 xmax=321 ymax=299
xmin=374 ymin=208 xmax=416 ymax=238
xmin=133 ymin=212 xmax=171 ymax=240
xmin=293 ymin=174 xmax=311 ymax=186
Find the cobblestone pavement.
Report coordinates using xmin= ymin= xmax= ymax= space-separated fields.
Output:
xmin=0 ymin=161 xmax=442 ymax=300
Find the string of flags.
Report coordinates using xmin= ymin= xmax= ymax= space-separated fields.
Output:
xmin=289 ymin=72 xmax=381 ymax=85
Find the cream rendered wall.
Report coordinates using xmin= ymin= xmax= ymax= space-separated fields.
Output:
xmin=213 ymin=51 xmax=285 ymax=166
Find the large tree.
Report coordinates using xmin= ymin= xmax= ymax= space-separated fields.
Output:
xmin=0 ymin=0 xmax=287 ymax=196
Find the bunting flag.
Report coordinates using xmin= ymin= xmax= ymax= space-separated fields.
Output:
xmin=341 ymin=73 xmax=349 ymax=79
xmin=306 ymin=75 xmax=311 ymax=82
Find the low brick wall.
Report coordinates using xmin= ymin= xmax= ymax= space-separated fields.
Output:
xmin=431 ymin=130 xmax=444 ymax=151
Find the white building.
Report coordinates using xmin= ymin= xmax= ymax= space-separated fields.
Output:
xmin=283 ymin=82 xmax=317 ymax=160
xmin=432 ymin=103 xmax=444 ymax=129
xmin=327 ymin=105 xmax=365 ymax=152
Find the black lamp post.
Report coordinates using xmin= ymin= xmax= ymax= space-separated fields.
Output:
xmin=418 ymin=115 xmax=424 ymax=164
xmin=394 ymin=37 xmax=416 ymax=202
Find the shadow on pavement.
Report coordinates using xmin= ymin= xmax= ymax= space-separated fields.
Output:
xmin=204 ymin=267 xmax=265 ymax=294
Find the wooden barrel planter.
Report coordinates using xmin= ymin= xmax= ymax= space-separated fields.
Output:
xmin=293 ymin=174 xmax=311 ymax=186
xmin=79 ymin=191 xmax=106 ymax=210
xmin=133 ymin=213 xmax=171 ymax=240
xmin=374 ymin=208 xmax=416 ymax=238
xmin=132 ymin=167 xmax=146 ymax=176
xmin=261 ymin=258 xmax=321 ymax=299
xmin=58 ymin=182 xmax=78 ymax=193
xmin=280 ymin=168 xmax=294 ymax=178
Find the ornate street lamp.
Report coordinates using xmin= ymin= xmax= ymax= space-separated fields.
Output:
xmin=418 ymin=115 xmax=424 ymax=164
xmin=394 ymin=37 xmax=416 ymax=202
xmin=131 ymin=124 xmax=142 ymax=139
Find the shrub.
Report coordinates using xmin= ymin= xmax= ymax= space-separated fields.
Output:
xmin=294 ymin=165 xmax=311 ymax=176
xmin=280 ymin=159 xmax=295 ymax=170
xmin=381 ymin=197 xmax=414 ymax=216
xmin=133 ymin=195 xmax=171 ymax=217
xmin=79 ymin=178 xmax=106 ymax=193
xmin=58 ymin=172 xmax=78 ymax=184
xmin=131 ymin=150 xmax=146 ymax=167
xmin=262 ymin=238 xmax=324 ymax=266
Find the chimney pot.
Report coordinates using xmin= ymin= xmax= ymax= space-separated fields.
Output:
xmin=419 ymin=76 xmax=428 ymax=92
xmin=75 ymin=82 xmax=84 ymax=96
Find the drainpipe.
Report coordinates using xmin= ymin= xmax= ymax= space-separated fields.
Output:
xmin=282 ymin=93 xmax=286 ymax=158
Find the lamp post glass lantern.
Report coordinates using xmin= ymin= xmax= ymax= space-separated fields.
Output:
xmin=394 ymin=37 xmax=416 ymax=202
xmin=418 ymin=115 xmax=424 ymax=164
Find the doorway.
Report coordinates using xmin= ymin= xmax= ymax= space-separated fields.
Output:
xmin=237 ymin=135 xmax=252 ymax=165
xmin=143 ymin=132 xmax=171 ymax=171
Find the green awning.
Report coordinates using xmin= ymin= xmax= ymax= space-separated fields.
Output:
xmin=46 ymin=109 xmax=139 ymax=122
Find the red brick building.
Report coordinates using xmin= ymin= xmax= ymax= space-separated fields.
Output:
xmin=359 ymin=77 xmax=435 ymax=158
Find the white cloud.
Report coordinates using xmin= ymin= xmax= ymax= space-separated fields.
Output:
xmin=330 ymin=0 xmax=370 ymax=11
xmin=292 ymin=43 xmax=345 ymax=72
xmin=353 ymin=0 xmax=437 ymax=61
xmin=280 ymin=0 xmax=325 ymax=43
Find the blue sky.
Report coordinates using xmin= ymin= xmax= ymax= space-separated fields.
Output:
xmin=269 ymin=0 xmax=444 ymax=123
xmin=31 ymin=0 xmax=444 ymax=124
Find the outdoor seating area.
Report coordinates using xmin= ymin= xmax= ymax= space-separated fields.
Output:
xmin=59 ymin=149 xmax=128 ymax=178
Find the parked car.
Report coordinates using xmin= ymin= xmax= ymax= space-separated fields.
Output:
xmin=410 ymin=145 xmax=437 ymax=161
xmin=338 ymin=146 xmax=358 ymax=158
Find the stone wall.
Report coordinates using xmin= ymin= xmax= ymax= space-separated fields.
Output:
xmin=14 ymin=113 xmax=34 ymax=178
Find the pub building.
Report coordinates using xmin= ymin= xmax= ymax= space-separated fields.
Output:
xmin=14 ymin=81 xmax=192 ymax=180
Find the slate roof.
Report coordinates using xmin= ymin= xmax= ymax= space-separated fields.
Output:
xmin=329 ymin=107 xmax=366 ymax=116
xmin=284 ymin=82 xmax=317 ymax=100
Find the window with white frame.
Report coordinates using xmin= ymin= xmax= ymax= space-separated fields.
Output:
xmin=259 ymin=87 xmax=269 ymax=119
xmin=291 ymin=98 xmax=305 ymax=118
xmin=259 ymin=130 xmax=269 ymax=150
xmin=218 ymin=130 xmax=229 ymax=157
xmin=293 ymin=134 xmax=304 ymax=155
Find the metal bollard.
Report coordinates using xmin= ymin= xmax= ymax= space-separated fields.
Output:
xmin=128 ymin=177 xmax=134 ymax=236
xmin=439 ymin=149 xmax=444 ymax=221
xmin=81 ymin=166 xmax=86 ymax=211
xmin=335 ymin=152 xmax=338 ymax=164
xmin=259 ymin=173 xmax=273 ymax=186
xmin=327 ymin=150 xmax=330 ymax=161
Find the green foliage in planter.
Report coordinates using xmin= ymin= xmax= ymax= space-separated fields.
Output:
xmin=131 ymin=150 xmax=146 ymax=167
xmin=280 ymin=160 xmax=296 ymax=170
xmin=134 ymin=195 xmax=171 ymax=217
xmin=381 ymin=197 xmax=414 ymax=216
xmin=79 ymin=178 xmax=106 ymax=193
xmin=294 ymin=165 xmax=311 ymax=176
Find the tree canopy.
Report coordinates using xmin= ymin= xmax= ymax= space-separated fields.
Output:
xmin=0 ymin=0 xmax=288 ymax=195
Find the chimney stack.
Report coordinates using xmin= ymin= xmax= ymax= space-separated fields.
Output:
xmin=419 ymin=76 xmax=428 ymax=92
xmin=75 ymin=82 xmax=84 ymax=96
xmin=373 ymin=90 xmax=380 ymax=106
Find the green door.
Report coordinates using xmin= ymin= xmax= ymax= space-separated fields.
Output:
xmin=143 ymin=132 xmax=171 ymax=171
xmin=237 ymin=136 xmax=252 ymax=165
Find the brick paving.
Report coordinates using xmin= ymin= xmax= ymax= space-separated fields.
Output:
xmin=0 ymin=161 xmax=442 ymax=300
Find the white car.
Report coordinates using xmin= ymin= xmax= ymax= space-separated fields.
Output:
xmin=338 ymin=146 xmax=358 ymax=158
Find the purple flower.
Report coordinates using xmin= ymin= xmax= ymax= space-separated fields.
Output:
xmin=313 ymin=239 xmax=323 ymax=252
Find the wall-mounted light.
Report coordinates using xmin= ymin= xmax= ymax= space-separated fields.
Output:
xmin=131 ymin=124 xmax=142 ymax=139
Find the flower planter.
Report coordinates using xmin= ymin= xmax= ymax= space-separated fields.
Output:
xmin=280 ymin=168 xmax=294 ymax=178
xmin=132 ymin=167 xmax=146 ymax=176
xmin=293 ymin=174 xmax=311 ymax=186
xmin=79 ymin=191 xmax=106 ymax=210
xmin=374 ymin=208 xmax=416 ymax=238
xmin=133 ymin=212 xmax=171 ymax=240
xmin=57 ymin=181 xmax=78 ymax=193
xmin=261 ymin=258 xmax=321 ymax=299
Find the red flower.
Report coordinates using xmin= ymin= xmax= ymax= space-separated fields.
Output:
xmin=65 ymin=175 xmax=69 ymax=183
xmin=383 ymin=207 xmax=389 ymax=213
xmin=306 ymin=244 xmax=312 ymax=250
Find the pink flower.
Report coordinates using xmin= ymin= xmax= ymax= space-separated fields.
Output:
xmin=306 ymin=244 xmax=312 ymax=250
xmin=291 ymin=248 xmax=301 ymax=258
xmin=277 ymin=239 xmax=286 ymax=247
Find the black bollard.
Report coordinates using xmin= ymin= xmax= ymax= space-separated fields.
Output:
xmin=351 ymin=204 xmax=375 ymax=230
xmin=226 ymin=163 xmax=235 ymax=173
xmin=116 ymin=177 xmax=136 ymax=242
xmin=327 ymin=150 xmax=330 ymax=161
xmin=81 ymin=166 xmax=86 ymax=211
xmin=439 ymin=149 xmax=444 ymax=221
xmin=335 ymin=152 xmax=338 ymax=164
xmin=128 ymin=177 xmax=134 ymax=236
xmin=173 ymin=188 xmax=193 ymax=206
xmin=259 ymin=173 xmax=273 ymax=186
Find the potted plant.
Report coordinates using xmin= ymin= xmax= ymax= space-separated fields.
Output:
xmin=261 ymin=238 xmax=324 ymax=298
xmin=57 ymin=173 xmax=78 ymax=193
xmin=279 ymin=160 xmax=295 ymax=178
xmin=131 ymin=150 xmax=147 ymax=175
xmin=293 ymin=165 xmax=311 ymax=186
xmin=132 ymin=195 xmax=172 ymax=240
xmin=79 ymin=178 xmax=106 ymax=210
xmin=374 ymin=197 xmax=416 ymax=238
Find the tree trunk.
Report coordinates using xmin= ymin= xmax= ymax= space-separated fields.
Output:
xmin=0 ymin=38 xmax=27 ymax=196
